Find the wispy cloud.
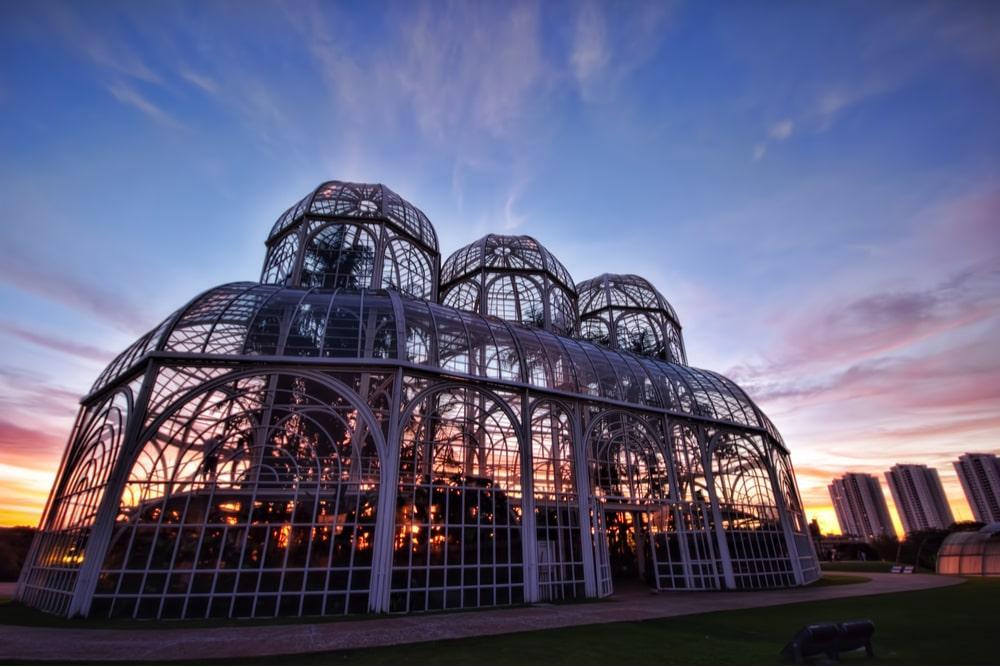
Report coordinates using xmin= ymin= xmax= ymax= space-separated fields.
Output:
xmin=44 ymin=1 xmax=163 ymax=85
xmin=569 ymin=0 xmax=674 ymax=103
xmin=107 ymin=81 xmax=183 ymax=129
xmin=0 ymin=367 xmax=82 ymax=420
xmin=571 ymin=1 xmax=611 ymax=96
xmin=753 ymin=118 xmax=795 ymax=160
xmin=178 ymin=68 xmax=219 ymax=95
xmin=0 ymin=322 xmax=115 ymax=364
xmin=769 ymin=119 xmax=794 ymax=140
xmin=0 ymin=251 xmax=151 ymax=333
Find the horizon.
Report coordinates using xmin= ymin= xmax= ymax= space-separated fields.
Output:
xmin=1 ymin=1 xmax=999 ymax=536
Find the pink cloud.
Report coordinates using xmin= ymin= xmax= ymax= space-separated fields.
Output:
xmin=0 ymin=252 xmax=151 ymax=333
xmin=0 ymin=322 xmax=115 ymax=364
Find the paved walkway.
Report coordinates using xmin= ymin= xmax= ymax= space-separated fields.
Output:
xmin=0 ymin=573 xmax=961 ymax=662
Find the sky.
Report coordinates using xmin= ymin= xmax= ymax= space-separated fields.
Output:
xmin=0 ymin=0 xmax=998 ymax=533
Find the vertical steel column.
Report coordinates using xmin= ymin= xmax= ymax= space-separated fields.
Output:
xmin=67 ymin=360 xmax=157 ymax=617
xmin=703 ymin=430 xmax=737 ymax=590
xmin=368 ymin=367 xmax=403 ymax=613
xmin=571 ymin=403 xmax=598 ymax=597
xmin=662 ymin=416 xmax=695 ymax=589
xmin=765 ymin=445 xmax=806 ymax=586
xmin=518 ymin=389 xmax=539 ymax=603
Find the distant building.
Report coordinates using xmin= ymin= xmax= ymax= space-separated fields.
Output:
xmin=885 ymin=464 xmax=955 ymax=534
xmin=829 ymin=473 xmax=896 ymax=541
xmin=954 ymin=453 xmax=1000 ymax=523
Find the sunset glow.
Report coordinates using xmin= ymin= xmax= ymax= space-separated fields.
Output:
xmin=1 ymin=2 xmax=998 ymax=535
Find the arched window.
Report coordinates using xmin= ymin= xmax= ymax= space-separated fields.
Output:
xmin=590 ymin=413 xmax=670 ymax=504
xmin=485 ymin=275 xmax=544 ymax=328
xmin=710 ymin=433 xmax=793 ymax=588
xmin=531 ymin=401 xmax=585 ymax=600
xmin=260 ymin=232 xmax=299 ymax=285
xmin=19 ymin=390 xmax=131 ymax=616
xmin=300 ymin=223 xmax=377 ymax=289
xmin=382 ymin=237 xmax=434 ymax=300
xmin=392 ymin=386 xmax=524 ymax=612
xmin=95 ymin=373 xmax=380 ymax=619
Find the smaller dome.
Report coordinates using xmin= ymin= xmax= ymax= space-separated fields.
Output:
xmin=576 ymin=273 xmax=686 ymax=364
xmin=440 ymin=234 xmax=578 ymax=335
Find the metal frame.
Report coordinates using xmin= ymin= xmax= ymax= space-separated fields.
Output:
xmin=18 ymin=181 xmax=819 ymax=620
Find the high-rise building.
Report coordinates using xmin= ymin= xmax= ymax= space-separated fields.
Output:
xmin=885 ymin=464 xmax=955 ymax=534
xmin=954 ymin=453 xmax=1000 ymax=524
xmin=828 ymin=473 xmax=896 ymax=541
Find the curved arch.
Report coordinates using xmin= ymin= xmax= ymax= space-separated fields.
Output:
xmin=94 ymin=371 xmax=385 ymax=619
xmin=391 ymin=383 xmax=525 ymax=613
xmin=18 ymin=390 xmax=132 ymax=616
xmin=530 ymin=399 xmax=586 ymax=600
xmin=706 ymin=430 xmax=795 ymax=589
xmin=586 ymin=410 xmax=670 ymax=504
xmin=381 ymin=237 xmax=434 ymax=300
xmin=484 ymin=273 xmax=545 ymax=328
xmin=139 ymin=367 xmax=387 ymax=463
xmin=300 ymin=222 xmax=378 ymax=290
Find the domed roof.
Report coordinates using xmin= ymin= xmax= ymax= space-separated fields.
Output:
xmin=86 ymin=282 xmax=782 ymax=445
xmin=576 ymin=273 xmax=686 ymax=364
xmin=268 ymin=180 xmax=438 ymax=252
xmin=577 ymin=273 xmax=680 ymax=325
xmin=440 ymin=234 xmax=575 ymax=292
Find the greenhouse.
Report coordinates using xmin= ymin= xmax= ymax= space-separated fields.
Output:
xmin=17 ymin=180 xmax=820 ymax=620
xmin=936 ymin=524 xmax=1000 ymax=576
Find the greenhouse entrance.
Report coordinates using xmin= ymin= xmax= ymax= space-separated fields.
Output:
xmin=604 ymin=509 xmax=655 ymax=589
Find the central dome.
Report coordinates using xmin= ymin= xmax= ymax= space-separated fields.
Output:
xmin=440 ymin=234 xmax=578 ymax=335
xmin=261 ymin=180 xmax=440 ymax=300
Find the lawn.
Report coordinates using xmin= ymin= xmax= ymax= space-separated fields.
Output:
xmin=239 ymin=578 xmax=996 ymax=665
xmin=821 ymin=561 xmax=923 ymax=573
xmin=1 ymin=577 xmax=993 ymax=665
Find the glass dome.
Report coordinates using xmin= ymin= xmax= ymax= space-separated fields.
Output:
xmin=261 ymin=180 xmax=440 ymax=300
xmin=440 ymin=234 xmax=578 ymax=335
xmin=577 ymin=273 xmax=686 ymax=364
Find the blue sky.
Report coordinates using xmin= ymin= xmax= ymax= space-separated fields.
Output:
xmin=1 ymin=0 xmax=998 ymax=530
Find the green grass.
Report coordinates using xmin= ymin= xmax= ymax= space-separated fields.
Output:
xmin=237 ymin=578 xmax=997 ymax=665
xmin=4 ymin=578 xmax=994 ymax=665
xmin=821 ymin=561 xmax=933 ymax=574
xmin=806 ymin=573 xmax=870 ymax=587
xmin=821 ymin=561 xmax=894 ymax=573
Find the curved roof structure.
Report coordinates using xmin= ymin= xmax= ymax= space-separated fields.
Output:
xmin=268 ymin=180 xmax=438 ymax=252
xmin=937 ymin=524 xmax=1000 ymax=576
xmin=89 ymin=282 xmax=782 ymax=444
xmin=577 ymin=273 xmax=681 ymax=326
xmin=576 ymin=273 xmax=686 ymax=364
xmin=441 ymin=234 xmax=575 ymax=290
xmin=21 ymin=178 xmax=818 ymax=623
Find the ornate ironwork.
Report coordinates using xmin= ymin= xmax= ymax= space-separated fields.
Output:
xmin=17 ymin=180 xmax=819 ymax=621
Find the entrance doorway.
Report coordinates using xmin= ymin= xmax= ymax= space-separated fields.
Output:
xmin=604 ymin=510 xmax=653 ymax=589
